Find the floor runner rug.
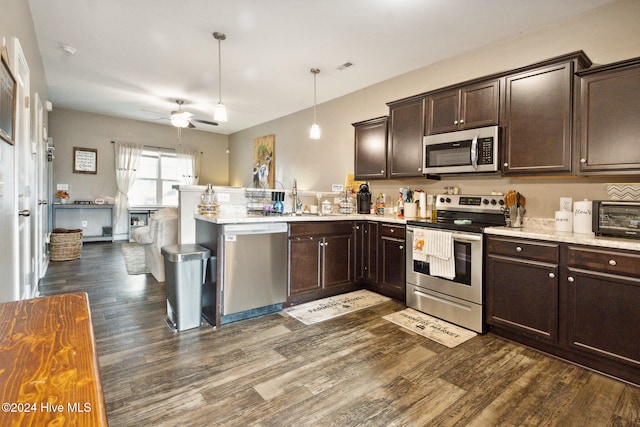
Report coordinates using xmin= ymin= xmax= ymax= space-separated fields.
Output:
xmin=121 ymin=242 xmax=150 ymax=275
xmin=284 ymin=290 xmax=390 ymax=325
xmin=383 ymin=308 xmax=477 ymax=348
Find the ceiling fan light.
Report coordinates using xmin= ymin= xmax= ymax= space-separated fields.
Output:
xmin=310 ymin=123 xmax=321 ymax=140
xmin=170 ymin=117 xmax=190 ymax=128
xmin=214 ymin=102 xmax=228 ymax=122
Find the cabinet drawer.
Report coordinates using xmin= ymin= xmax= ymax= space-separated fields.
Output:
xmin=379 ymin=223 xmax=405 ymax=239
xmin=568 ymin=246 xmax=640 ymax=277
xmin=487 ymin=236 xmax=559 ymax=263
xmin=289 ymin=221 xmax=353 ymax=237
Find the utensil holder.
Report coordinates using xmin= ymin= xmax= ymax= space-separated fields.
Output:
xmin=504 ymin=206 xmax=525 ymax=228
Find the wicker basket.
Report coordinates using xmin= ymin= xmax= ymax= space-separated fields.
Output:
xmin=50 ymin=228 xmax=83 ymax=261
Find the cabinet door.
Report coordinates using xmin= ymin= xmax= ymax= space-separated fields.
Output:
xmin=288 ymin=237 xmax=321 ymax=296
xmin=503 ymin=62 xmax=573 ymax=175
xmin=353 ymin=222 xmax=365 ymax=283
xmin=486 ymin=255 xmax=559 ymax=343
xmin=353 ymin=117 xmax=388 ymax=180
xmin=323 ymin=234 xmax=352 ymax=289
xmin=578 ymin=63 xmax=640 ymax=173
xmin=365 ymin=222 xmax=378 ymax=284
xmin=427 ymin=89 xmax=459 ymax=134
xmin=565 ymin=269 xmax=640 ymax=370
xmin=379 ymin=236 xmax=405 ymax=300
xmin=387 ymin=97 xmax=425 ymax=178
xmin=460 ymin=79 xmax=500 ymax=129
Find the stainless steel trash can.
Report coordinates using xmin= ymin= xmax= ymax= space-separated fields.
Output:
xmin=161 ymin=244 xmax=211 ymax=331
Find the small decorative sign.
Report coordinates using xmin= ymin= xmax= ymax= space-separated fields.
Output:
xmin=73 ymin=147 xmax=98 ymax=174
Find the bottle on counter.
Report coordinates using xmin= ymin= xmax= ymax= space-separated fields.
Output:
xmin=376 ymin=193 xmax=385 ymax=215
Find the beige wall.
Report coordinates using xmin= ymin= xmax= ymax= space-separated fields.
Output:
xmin=48 ymin=108 xmax=230 ymax=203
xmin=228 ymin=0 xmax=640 ymax=219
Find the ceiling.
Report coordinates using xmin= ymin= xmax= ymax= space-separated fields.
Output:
xmin=27 ymin=0 xmax=617 ymax=135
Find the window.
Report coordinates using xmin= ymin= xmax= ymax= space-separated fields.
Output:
xmin=129 ymin=148 xmax=180 ymax=206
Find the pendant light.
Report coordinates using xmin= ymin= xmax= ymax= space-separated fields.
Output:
xmin=309 ymin=68 xmax=320 ymax=140
xmin=213 ymin=32 xmax=228 ymax=122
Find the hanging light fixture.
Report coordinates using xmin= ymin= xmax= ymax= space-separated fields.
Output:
xmin=170 ymin=100 xmax=191 ymax=128
xmin=213 ymin=31 xmax=228 ymax=122
xmin=309 ymin=68 xmax=321 ymax=140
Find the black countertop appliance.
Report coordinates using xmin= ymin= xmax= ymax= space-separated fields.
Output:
xmin=357 ymin=183 xmax=371 ymax=214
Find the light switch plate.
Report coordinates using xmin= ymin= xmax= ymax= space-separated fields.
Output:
xmin=57 ymin=183 xmax=69 ymax=191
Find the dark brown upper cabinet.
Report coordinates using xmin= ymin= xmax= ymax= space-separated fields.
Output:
xmin=353 ymin=116 xmax=388 ymax=180
xmin=502 ymin=52 xmax=591 ymax=176
xmin=576 ymin=57 xmax=640 ymax=175
xmin=386 ymin=96 xmax=426 ymax=178
xmin=427 ymin=79 xmax=500 ymax=135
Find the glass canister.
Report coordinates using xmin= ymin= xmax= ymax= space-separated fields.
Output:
xmin=198 ymin=184 xmax=218 ymax=215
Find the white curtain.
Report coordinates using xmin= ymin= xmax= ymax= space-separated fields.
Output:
xmin=114 ymin=142 xmax=143 ymax=236
xmin=176 ymin=149 xmax=200 ymax=185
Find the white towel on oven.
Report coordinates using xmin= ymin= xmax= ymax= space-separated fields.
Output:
xmin=412 ymin=228 xmax=428 ymax=262
xmin=423 ymin=229 xmax=455 ymax=280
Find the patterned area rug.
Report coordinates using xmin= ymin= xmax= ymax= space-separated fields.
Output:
xmin=383 ymin=308 xmax=477 ymax=348
xmin=284 ymin=290 xmax=390 ymax=325
xmin=121 ymin=242 xmax=149 ymax=275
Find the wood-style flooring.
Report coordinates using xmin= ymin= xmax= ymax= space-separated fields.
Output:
xmin=40 ymin=242 xmax=640 ymax=426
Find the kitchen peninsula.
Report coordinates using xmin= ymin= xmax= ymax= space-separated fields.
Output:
xmin=193 ymin=212 xmax=405 ymax=328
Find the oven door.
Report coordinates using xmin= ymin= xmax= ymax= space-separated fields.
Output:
xmin=405 ymin=226 xmax=482 ymax=304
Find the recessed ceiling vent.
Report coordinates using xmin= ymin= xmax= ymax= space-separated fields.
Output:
xmin=337 ymin=61 xmax=353 ymax=71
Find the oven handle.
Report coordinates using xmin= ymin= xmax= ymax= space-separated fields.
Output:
xmin=406 ymin=227 xmax=482 ymax=243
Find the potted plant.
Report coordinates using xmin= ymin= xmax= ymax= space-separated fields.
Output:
xmin=55 ymin=190 xmax=70 ymax=204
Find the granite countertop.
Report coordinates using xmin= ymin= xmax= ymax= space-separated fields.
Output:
xmin=194 ymin=213 xmax=408 ymax=225
xmin=485 ymin=224 xmax=640 ymax=251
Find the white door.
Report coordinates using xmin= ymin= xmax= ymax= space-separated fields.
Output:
xmin=13 ymin=38 xmax=34 ymax=300
xmin=34 ymin=93 xmax=48 ymax=287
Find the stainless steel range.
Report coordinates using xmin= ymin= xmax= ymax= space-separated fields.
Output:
xmin=406 ymin=194 xmax=506 ymax=333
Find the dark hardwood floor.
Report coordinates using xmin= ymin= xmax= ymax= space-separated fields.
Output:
xmin=40 ymin=242 xmax=640 ymax=426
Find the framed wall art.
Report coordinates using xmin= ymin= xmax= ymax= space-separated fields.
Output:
xmin=0 ymin=49 xmax=16 ymax=145
xmin=73 ymin=147 xmax=98 ymax=174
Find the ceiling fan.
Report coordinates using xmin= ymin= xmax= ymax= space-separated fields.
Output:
xmin=167 ymin=99 xmax=218 ymax=128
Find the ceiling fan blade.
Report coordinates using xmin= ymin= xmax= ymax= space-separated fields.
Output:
xmin=192 ymin=118 xmax=219 ymax=126
xmin=188 ymin=121 xmax=196 ymax=129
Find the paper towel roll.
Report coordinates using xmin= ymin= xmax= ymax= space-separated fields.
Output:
xmin=418 ymin=192 xmax=427 ymax=218
xmin=555 ymin=211 xmax=573 ymax=232
xmin=573 ymin=199 xmax=593 ymax=234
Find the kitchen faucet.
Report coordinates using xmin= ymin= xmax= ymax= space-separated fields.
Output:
xmin=292 ymin=179 xmax=299 ymax=215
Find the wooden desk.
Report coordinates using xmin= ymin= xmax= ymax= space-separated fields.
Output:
xmin=0 ymin=293 xmax=108 ymax=426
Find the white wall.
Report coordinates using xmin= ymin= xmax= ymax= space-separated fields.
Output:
xmin=48 ymin=108 xmax=230 ymax=203
xmin=228 ymin=0 xmax=640 ymax=219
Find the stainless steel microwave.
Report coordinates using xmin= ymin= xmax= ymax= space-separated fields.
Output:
xmin=422 ymin=125 xmax=499 ymax=175
xmin=593 ymin=200 xmax=640 ymax=239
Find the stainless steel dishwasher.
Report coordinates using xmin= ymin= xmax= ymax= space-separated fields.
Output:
xmin=220 ymin=222 xmax=288 ymax=323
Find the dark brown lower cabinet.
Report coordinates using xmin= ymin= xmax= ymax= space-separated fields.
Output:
xmin=565 ymin=245 xmax=640 ymax=383
xmin=486 ymin=235 xmax=640 ymax=386
xmin=360 ymin=222 xmax=405 ymax=301
xmin=287 ymin=221 xmax=356 ymax=305
xmin=378 ymin=224 xmax=406 ymax=301
xmin=486 ymin=236 xmax=560 ymax=343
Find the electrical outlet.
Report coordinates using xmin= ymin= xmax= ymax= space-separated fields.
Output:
xmin=82 ymin=221 xmax=88 ymax=228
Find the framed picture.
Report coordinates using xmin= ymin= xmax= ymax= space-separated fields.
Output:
xmin=0 ymin=49 xmax=16 ymax=145
xmin=73 ymin=147 xmax=98 ymax=174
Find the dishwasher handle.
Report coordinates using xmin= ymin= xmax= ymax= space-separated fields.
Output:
xmin=223 ymin=222 xmax=288 ymax=236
